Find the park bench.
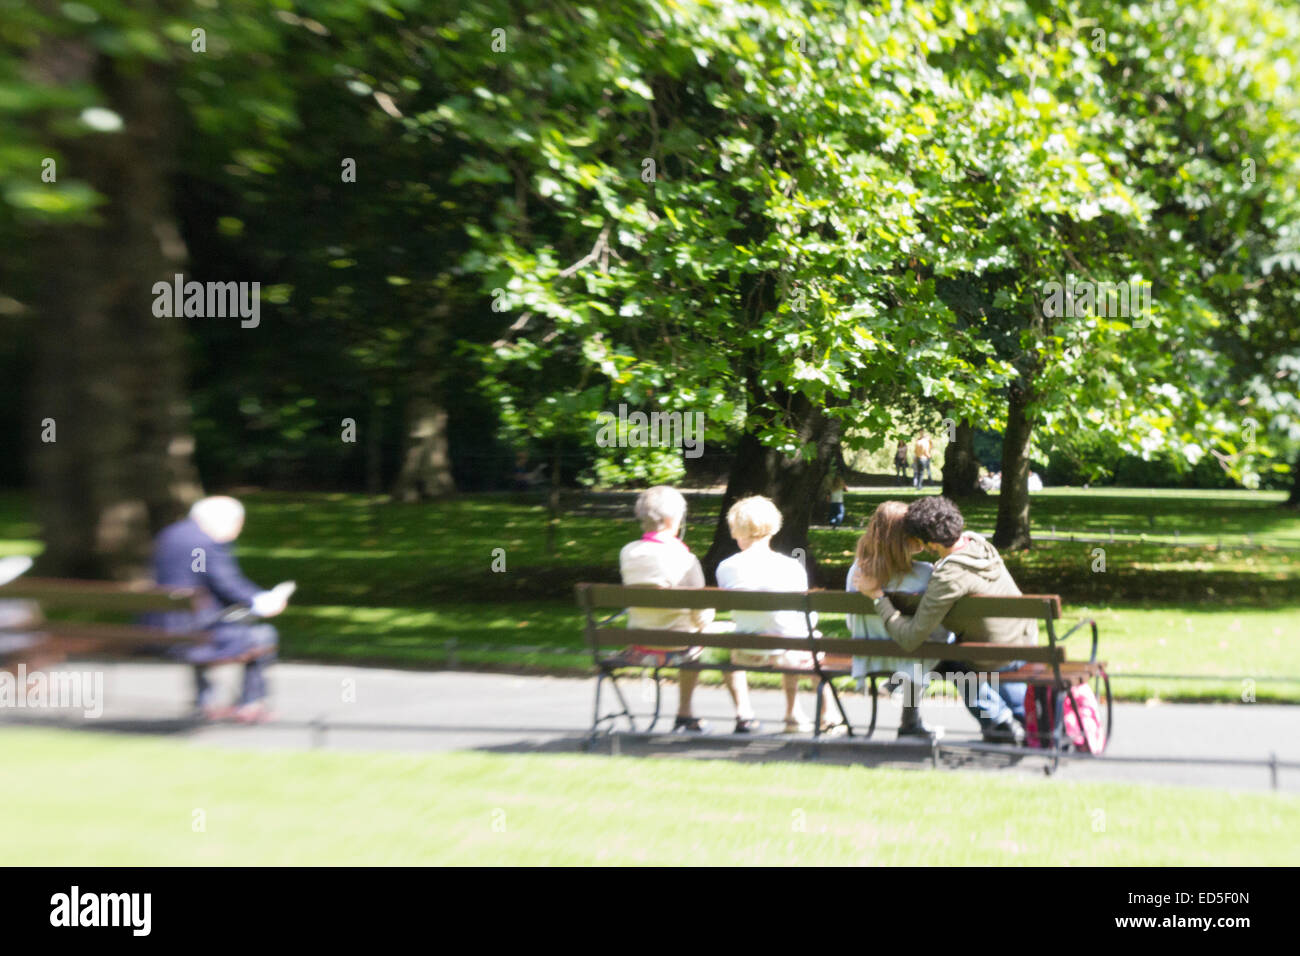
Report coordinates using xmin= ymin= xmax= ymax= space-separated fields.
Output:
xmin=0 ymin=576 xmax=264 ymax=675
xmin=575 ymin=583 xmax=1111 ymax=757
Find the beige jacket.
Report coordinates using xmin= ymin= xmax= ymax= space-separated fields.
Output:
xmin=619 ymin=538 xmax=714 ymax=639
xmin=876 ymin=532 xmax=1037 ymax=652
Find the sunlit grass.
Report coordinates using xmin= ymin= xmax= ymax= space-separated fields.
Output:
xmin=3 ymin=728 xmax=1296 ymax=865
xmin=1 ymin=488 xmax=1297 ymax=699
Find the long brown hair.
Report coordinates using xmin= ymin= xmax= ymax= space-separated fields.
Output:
xmin=854 ymin=501 xmax=913 ymax=588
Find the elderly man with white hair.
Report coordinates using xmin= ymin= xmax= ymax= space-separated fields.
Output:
xmin=619 ymin=485 xmax=759 ymax=733
xmin=149 ymin=496 xmax=284 ymax=721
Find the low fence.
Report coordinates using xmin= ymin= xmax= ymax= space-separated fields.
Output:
xmin=435 ymin=639 xmax=1300 ymax=687
xmin=1008 ymin=528 xmax=1300 ymax=552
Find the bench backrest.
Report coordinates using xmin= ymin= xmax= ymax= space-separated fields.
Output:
xmin=0 ymin=577 xmax=203 ymax=613
xmin=575 ymin=583 xmax=1066 ymax=665
xmin=576 ymin=583 xmax=1060 ymax=622
xmin=0 ymin=577 xmax=209 ymax=657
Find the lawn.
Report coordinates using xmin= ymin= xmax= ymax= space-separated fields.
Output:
xmin=2 ymin=727 xmax=1296 ymax=865
xmin=1 ymin=488 xmax=1297 ymax=701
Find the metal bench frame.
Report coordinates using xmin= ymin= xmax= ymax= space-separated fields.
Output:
xmin=576 ymin=583 xmax=1111 ymax=764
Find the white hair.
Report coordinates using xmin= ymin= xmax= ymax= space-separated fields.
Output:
xmin=727 ymin=495 xmax=782 ymax=540
xmin=634 ymin=485 xmax=687 ymax=532
xmin=190 ymin=496 xmax=245 ymax=542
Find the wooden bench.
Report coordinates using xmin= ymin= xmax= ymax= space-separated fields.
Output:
xmin=0 ymin=576 xmax=247 ymax=674
xmin=575 ymin=583 xmax=1111 ymax=756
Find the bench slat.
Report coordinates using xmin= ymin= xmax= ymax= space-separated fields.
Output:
xmin=2 ymin=622 xmax=207 ymax=648
xmin=0 ymin=577 xmax=201 ymax=613
xmin=880 ymin=591 xmax=1062 ymax=621
xmin=577 ymin=583 xmax=1061 ymax=620
xmin=596 ymin=628 xmax=1063 ymax=663
xmin=581 ymin=584 xmax=831 ymax=613
xmin=1000 ymin=661 xmax=1106 ymax=683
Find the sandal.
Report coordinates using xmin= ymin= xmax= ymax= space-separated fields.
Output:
xmin=818 ymin=721 xmax=849 ymax=738
xmin=783 ymin=716 xmax=814 ymax=734
xmin=673 ymin=715 xmax=708 ymax=733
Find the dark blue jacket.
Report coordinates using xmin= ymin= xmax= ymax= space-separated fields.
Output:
xmin=150 ymin=518 xmax=263 ymax=631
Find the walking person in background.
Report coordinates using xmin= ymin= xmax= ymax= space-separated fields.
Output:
xmin=827 ymin=475 xmax=847 ymax=528
xmin=894 ymin=440 xmax=909 ymax=485
xmin=913 ymin=432 xmax=933 ymax=489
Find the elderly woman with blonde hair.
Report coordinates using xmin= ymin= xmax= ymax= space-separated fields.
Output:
xmin=716 ymin=495 xmax=843 ymax=735
xmin=619 ymin=486 xmax=758 ymax=734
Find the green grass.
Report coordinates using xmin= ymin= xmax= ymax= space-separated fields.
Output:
xmin=3 ymin=727 xmax=1296 ymax=865
xmin=1 ymin=488 xmax=1297 ymax=700
xmin=843 ymin=486 xmax=1300 ymax=546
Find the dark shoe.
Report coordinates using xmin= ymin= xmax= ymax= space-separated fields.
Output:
xmin=897 ymin=706 xmax=932 ymax=739
xmin=819 ymin=721 xmax=849 ymax=738
xmin=982 ymin=718 xmax=1026 ymax=746
xmin=673 ymin=715 xmax=708 ymax=734
xmin=734 ymin=717 xmax=761 ymax=734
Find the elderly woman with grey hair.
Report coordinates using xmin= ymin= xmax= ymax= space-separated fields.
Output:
xmin=619 ymin=486 xmax=759 ymax=733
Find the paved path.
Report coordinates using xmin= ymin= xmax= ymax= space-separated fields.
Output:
xmin=4 ymin=661 xmax=1298 ymax=792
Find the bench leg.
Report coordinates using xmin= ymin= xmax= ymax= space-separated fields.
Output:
xmin=590 ymin=669 xmax=637 ymax=742
xmin=607 ymin=670 xmax=636 ymax=732
xmin=588 ymin=672 xmax=605 ymax=745
xmin=824 ymin=676 xmax=853 ymax=738
xmin=645 ymin=667 xmax=663 ymax=733
xmin=1095 ymin=667 xmax=1112 ymax=754
xmin=866 ymin=676 xmax=878 ymax=739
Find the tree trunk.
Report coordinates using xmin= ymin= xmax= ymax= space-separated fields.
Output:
xmin=544 ymin=440 xmax=562 ymax=556
xmin=1287 ymin=450 xmax=1300 ymax=509
xmin=392 ymin=398 xmax=455 ymax=501
xmin=28 ymin=51 xmax=201 ymax=581
xmin=366 ymin=399 xmax=384 ymax=494
xmin=702 ymin=393 xmax=840 ymax=586
xmin=942 ymin=418 xmax=983 ymax=498
xmin=993 ymin=383 xmax=1035 ymax=550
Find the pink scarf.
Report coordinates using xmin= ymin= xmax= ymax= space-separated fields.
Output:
xmin=642 ymin=530 xmax=691 ymax=553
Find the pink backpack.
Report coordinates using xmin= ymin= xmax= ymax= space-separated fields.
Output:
xmin=1024 ymin=683 xmax=1107 ymax=753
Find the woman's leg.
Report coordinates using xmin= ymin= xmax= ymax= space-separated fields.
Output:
xmin=677 ymin=668 xmax=699 ymax=717
xmin=782 ymin=673 xmax=809 ymax=721
xmin=723 ymin=670 xmax=754 ymax=720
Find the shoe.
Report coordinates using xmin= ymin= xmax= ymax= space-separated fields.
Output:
xmin=734 ymin=717 xmax=761 ymax=734
xmin=673 ymin=715 xmax=708 ymax=733
xmin=897 ymin=706 xmax=933 ymax=739
xmin=784 ymin=716 xmax=813 ymax=734
xmin=982 ymin=718 xmax=1026 ymax=746
xmin=199 ymin=704 xmax=237 ymax=722
xmin=819 ymin=721 xmax=849 ymax=738
xmin=233 ymin=703 xmax=274 ymax=725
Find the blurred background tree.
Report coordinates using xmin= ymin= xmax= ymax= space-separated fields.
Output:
xmin=1 ymin=0 xmax=1296 ymax=579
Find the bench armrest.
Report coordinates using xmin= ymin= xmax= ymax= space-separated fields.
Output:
xmin=598 ymin=608 xmax=629 ymax=627
xmin=1057 ymin=618 xmax=1099 ymax=662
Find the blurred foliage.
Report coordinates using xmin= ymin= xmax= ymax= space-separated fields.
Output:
xmin=0 ymin=0 xmax=1296 ymax=505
